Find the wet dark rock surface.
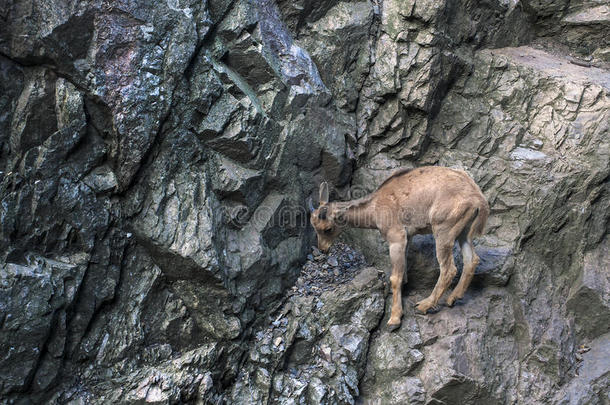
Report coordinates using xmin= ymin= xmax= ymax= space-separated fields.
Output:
xmin=1 ymin=0 xmax=609 ymax=403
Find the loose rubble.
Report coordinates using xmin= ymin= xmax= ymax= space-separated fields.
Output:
xmin=292 ymin=242 xmax=369 ymax=297
xmin=229 ymin=243 xmax=385 ymax=404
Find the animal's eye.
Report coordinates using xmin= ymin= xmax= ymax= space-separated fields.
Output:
xmin=323 ymin=228 xmax=333 ymax=234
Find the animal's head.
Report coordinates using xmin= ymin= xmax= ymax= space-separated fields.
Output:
xmin=309 ymin=182 xmax=344 ymax=253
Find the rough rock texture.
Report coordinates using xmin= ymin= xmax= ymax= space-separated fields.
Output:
xmin=229 ymin=244 xmax=385 ymax=404
xmin=0 ymin=0 xmax=608 ymax=404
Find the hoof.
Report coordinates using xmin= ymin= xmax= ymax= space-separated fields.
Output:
xmin=387 ymin=321 xmax=401 ymax=332
xmin=446 ymin=295 xmax=463 ymax=307
xmin=415 ymin=299 xmax=435 ymax=314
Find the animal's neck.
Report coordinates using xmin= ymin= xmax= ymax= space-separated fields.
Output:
xmin=334 ymin=195 xmax=378 ymax=230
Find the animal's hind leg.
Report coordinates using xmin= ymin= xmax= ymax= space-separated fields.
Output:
xmin=415 ymin=238 xmax=457 ymax=314
xmin=447 ymin=235 xmax=479 ymax=307
xmin=415 ymin=206 xmax=478 ymax=314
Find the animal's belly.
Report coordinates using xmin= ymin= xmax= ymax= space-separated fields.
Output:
xmin=407 ymin=225 xmax=432 ymax=236
xmin=400 ymin=208 xmax=432 ymax=235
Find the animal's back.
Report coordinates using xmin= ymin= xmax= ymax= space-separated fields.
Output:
xmin=374 ymin=166 xmax=489 ymax=234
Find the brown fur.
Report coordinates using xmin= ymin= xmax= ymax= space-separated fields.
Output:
xmin=375 ymin=167 xmax=414 ymax=189
xmin=310 ymin=166 xmax=490 ymax=329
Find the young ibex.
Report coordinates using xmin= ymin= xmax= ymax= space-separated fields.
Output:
xmin=309 ymin=166 xmax=489 ymax=330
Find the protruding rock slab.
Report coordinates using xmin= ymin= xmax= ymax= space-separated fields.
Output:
xmin=0 ymin=254 xmax=88 ymax=394
xmin=567 ymin=237 xmax=610 ymax=340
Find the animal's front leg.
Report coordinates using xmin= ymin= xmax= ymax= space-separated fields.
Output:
xmin=387 ymin=228 xmax=407 ymax=331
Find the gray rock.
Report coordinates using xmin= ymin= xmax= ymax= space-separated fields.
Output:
xmin=566 ymin=238 xmax=610 ymax=340
xmin=0 ymin=254 xmax=88 ymax=394
xmin=230 ymin=266 xmax=385 ymax=404
xmin=0 ymin=0 xmax=608 ymax=403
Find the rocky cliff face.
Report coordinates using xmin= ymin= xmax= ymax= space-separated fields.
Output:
xmin=0 ymin=0 xmax=608 ymax=404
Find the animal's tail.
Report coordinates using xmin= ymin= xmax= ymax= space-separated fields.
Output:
xmin=468 ymin=201 xmax=490 ymax=240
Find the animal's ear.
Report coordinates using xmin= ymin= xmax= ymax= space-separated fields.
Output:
xmin=319 ymin=182 xmax=329 ymax=204
xmin=307 ymin=197 xmax=315 ymax=213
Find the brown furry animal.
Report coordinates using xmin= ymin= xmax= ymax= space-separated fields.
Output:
xmin=309 ymin=166 xmax=489 ymax=330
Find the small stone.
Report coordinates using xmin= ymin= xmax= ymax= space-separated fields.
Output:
xmin=328 ymin=257 xmax=338 ymax=267
xmin=273 ymin=337 xmax=283 ymax=347
xmin=320 ymin=345 xmax=332 ymax=362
